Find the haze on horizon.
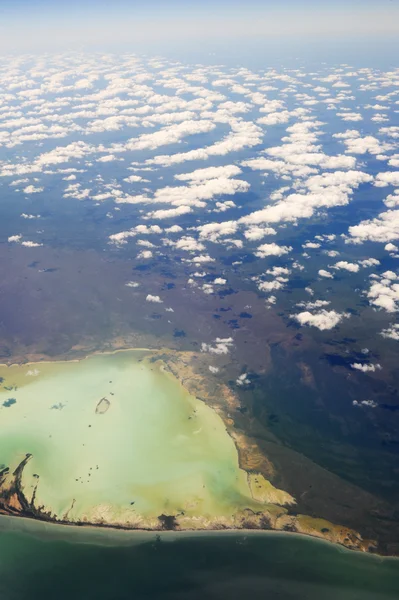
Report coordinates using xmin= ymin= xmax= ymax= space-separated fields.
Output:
xmin=0 ymin=0 xmax=398 ymax=63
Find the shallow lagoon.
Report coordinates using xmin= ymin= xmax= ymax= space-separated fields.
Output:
xmin=0 ymin=351 xmax=254 ymax=523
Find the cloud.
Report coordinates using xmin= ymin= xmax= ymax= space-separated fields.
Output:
xmin=367 ymin=271 xmax=399 ymax=312
xmin=21 ymin=213 xmax=40 ymax=219
xmin=347 ymin=209 xmax=399 ymax=244
xmin=351 ymin=363 xmax=382 ymax=372
xmin=254 ymin=243 xmax=292 ymax=258
xmin=148 ymin=205 xmax=192 ymax=220
xmin=236 ymin=373 xmax=251 ymax=386
xmin=146 ymin=119 xmax=263 ymax=166
xmin=174 ymin=164 xmax=242 ymax=182
xmin=240 ymin=171 xmax=372 ymax=228
xmin=243 ymin=226 xmax=277 ymax=241
xmin=359 ymin=258 xmax=380 ymax=267
xmin=336 ymin=112 xmax=363 ymax=122
xmin=318 ymin=269 xmax=334 ymax=278
xmin=96 ymin=154 xmax=121 ymax=162
xmin=146 ymin=294 xmax=163 ymax=303
xmin=201 ymin=337 xmax=234 ymax=354
xmin=137 ymin=249 xmax=153 ymax=259
xmin=332 ymin=260 xmax=360 ymax=273
xmin=173 ymin=236 xmax=205 ymax=252
xmin=302 ymin=242 xmax=320 ymax=249
xmin=119 ymin=119 xmax=215 ymax=152
xmin=23 ymin=185 xmax=43 ymax=193
xmin=374 ymin=172 xmax=399 ymax=187
xmin=296 ymin=300 xmax=330 ymax=310
xmin=21 ymin=241 xmax=43 ymax=247
xmin=380 ymin=324 xmax=399 ymax=341
xmin=197 ymin=220 xmax=238 ymax=242
xmin=291 ymin=309 xmax=349 ymax=330
xmin=336 ymin=132 xmax=393 ymax=155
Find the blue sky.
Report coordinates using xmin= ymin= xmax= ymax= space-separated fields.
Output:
xmin=0 ymin=0 xmax=398 ymax=59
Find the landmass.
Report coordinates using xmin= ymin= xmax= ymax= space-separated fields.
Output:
xmin=0 ymin=347 xmax=377 ymax=554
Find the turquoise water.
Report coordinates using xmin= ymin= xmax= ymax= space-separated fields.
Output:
xmin=0 ymin=517 xmax=398 ymax=600
xmin=0 ymin=351 xmax=256 ymax=524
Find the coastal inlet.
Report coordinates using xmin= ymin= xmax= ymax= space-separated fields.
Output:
xmin=0 ymin=350 xmax=292 ymax=528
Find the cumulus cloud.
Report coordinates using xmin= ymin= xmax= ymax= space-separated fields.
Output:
xmin=332 ymin=261 xmax=360 ymax=273
xmin=197 ymin=220 xmax=238 ymax=242
xmin=174 ymin=165 xmax=242 ymax=182
xmin=380 ymin=324 xmax=399 ymax=341
xmin=240 ymin=171 xmax=371 ymax=229
xmin=318 ymin=269 xmax=334 ymax=279
xmin=146 ymin=294 xmax=163 ymax=303
xmin=244 ymin=226 xmax=277 ymax=241
xmin=351 ymin=363 xmax=382 ymax=372
xmin=236 ymin=373 xmax=251 ymax=386
xmin=347 ymin=209 xmax=399 ymax=244
xmin=146 ymin=119 xmax=263 ymax=167
xmin=120 ymin=119 xmax=216 ymax=152
xmin=374 ymin=172 xmax=399 ymax=187
xmin=201 ymin=337 xmax=234 ymax=354
xmin=254 ymin=243 xmax=292 ymax=258
xmin=367 ymin=271 xmax=399 ymax=312
xmin=23 ymin=185 xmax=43 ymax=194
xmin=291 ymin=309 xmax=349 ymax=330
xmin=21 ymin=241 xmax=43 ymax=247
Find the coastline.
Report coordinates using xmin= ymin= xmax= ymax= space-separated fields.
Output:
xmin=0 ymin=513 xmax=395 ymax=561
xmin=0 ymin=345 xmax=156 ymax=369
xmin=0 ymin=347 xmax=381 ymax=556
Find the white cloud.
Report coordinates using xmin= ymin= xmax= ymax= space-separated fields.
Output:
xmin=359 ymin=258 xmax=380 ymax=267
xmin=291 ymin=309 xmax=349 ymax=330
xmin=380 ymin=324 xmax=399 ymax=341
xmin=21 ymin=213 xmax=40 ymax=219
xmin=147 ymin=119 xmax=263 ymax=166
xmin=367 ymin=272 xmax=399 ymax=312
xmin=236 ymin=373 xmax=251 ymax=386
xmin=23 ymin=185 xmax=43 ymax=194
xmin=332 ymin=260 xmax=360 ymax=273
xmin=138 ymin=250 xmax=153 ymax=259
xmin=347 ymin=209 xmax=399 ymax=244
xmin=121 ymin=119 xmax=216 ymax=152
xmin=201 ymin=337 xmax=234 ymax=354
xmin=21 ymin=241 xmax=43 ymax=247
xmin=174 ymin=165 xmax=242 ymax=182
xmin=296 ymin=300 xmax=330 ymax=309
xmin=146 ymin=294 xmax=163 ymax=303
xmin=318 ymin=269 xmax=334 ymax=279
xmin=149 ymin=205 xmax=192 ymax=219
xmin=302 ymin=242 xmax=320 ymax=249
xmin=351 ymin=363 xmax=382 ymax=372
xmin=254 ymin=243 xmax=292 ymax=258
xmin=243 ymin=226 xmax=277 ymax=241
xmin=374 ymin=172 xmax=399 ymax=187
xmin=197 ymin=220 xmax=238 ymax=241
